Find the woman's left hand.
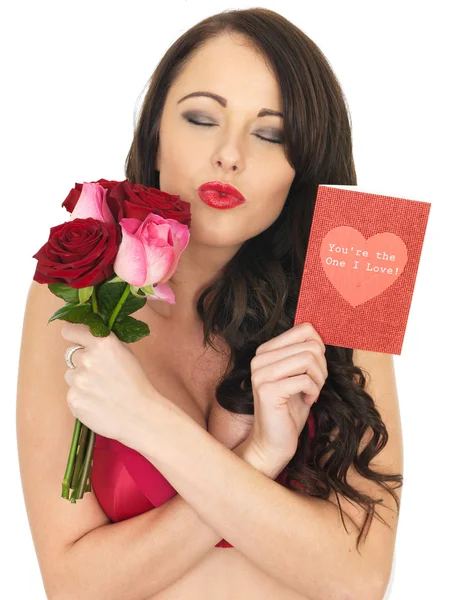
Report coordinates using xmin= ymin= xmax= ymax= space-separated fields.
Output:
xmin=248 ymin=322 xmax=328 ymax=464
xmin=61 ymin=322 xmax=168 ymax=449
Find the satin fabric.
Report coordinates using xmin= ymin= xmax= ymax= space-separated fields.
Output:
xmin=92 ymin=410 xmax=316 ymax=548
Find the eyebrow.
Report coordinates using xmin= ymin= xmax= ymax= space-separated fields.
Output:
xmin=177 ymin=91 xmax=284 ymax=118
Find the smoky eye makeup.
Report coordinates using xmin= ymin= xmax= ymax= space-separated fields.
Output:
xmin=181 ymin=111 xmax=284 ymax=144
xmin=181 ymin=110 xmax=213 ymax=124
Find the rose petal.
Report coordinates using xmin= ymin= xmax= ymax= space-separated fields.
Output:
xmin=146 ymin=282 xmax=175 ymax=304
xmin=113 ymin=218 xmax=148 ymax=286
xmin=70 ymin=182 xmax=116 ymax=224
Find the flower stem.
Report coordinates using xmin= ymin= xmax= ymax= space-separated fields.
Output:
xmin=61 ymin=417 xmax=82 ymax=499
xmin=70 ymin=428 xmax=96 ymax=502
xmin=91 ymin=285 xmax=98 ymax=312
xmin=70 ymin=423 xmax=89 ymax=488
xmin=108 ymin=282 xmax=131 ymax=329
xmin=62 ymin=283 xmax=132 ymax=501
xmin=86 ymin=457 xmax=93 ymax=492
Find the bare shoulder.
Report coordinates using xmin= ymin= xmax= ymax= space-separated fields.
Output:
xmin=325 ymin=349 xmax=403 ymax=579
xmin=16 ymin=281 xmax=111 ymax=596
xmin=352 ymin=348 xmax=403 ymax=466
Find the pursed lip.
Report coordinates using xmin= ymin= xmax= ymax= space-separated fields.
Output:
xmin=197 ymin=181 xmax=246 ymax=203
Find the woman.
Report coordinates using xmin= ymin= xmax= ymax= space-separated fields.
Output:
xmin=17 ymin=8 xmax=403 ymax=600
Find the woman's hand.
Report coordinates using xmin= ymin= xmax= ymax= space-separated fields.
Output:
xmin=61 ymin=322 xmax=169 ymax=449
xmin=248 ymin=322 xmax=328 ymax=465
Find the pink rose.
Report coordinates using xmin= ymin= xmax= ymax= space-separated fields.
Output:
xmin=62 ymin=178 xmax=125 ymax=223
xmin=68 ymin=182 xmax=116 ymax=224
xmin=113 ymin=213 xmax=190 ymax=304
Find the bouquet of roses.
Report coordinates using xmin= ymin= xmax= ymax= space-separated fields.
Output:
xmin=32 ymin=178 xmax=191 ymax=502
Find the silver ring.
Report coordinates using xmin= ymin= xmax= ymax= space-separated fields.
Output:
xmin=64 ymin=344 xmax=85 ymax=369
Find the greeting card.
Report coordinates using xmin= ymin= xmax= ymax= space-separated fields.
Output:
xmin=294 ymin=185 xmax=431 ymax=354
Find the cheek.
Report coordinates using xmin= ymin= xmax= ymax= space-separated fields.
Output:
xmin=163 ymin=136 xmax=204 ymax=179
xmin=245 ymin=169 xmax=294 ymax=231
xmin=276 ymin=161 xmax=296 ymax=194
xmin=260 ymin=166 xmax=295 ymax=211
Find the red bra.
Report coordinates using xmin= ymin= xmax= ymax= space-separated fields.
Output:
xmin=92 ymin=410 xmax=316 ymax=548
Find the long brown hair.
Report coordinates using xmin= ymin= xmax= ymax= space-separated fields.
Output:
xmin=125 ymin=7 xmax=403 ymax=553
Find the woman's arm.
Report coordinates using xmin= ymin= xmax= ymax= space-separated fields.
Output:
xmin=53 ymin=439 xmax=277 ymax=600
xmin=134 ymin=391 xmax=397 ymax=600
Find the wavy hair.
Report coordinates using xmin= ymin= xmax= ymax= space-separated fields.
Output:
xmin=124 ymin=7 xmax=403 ymax=553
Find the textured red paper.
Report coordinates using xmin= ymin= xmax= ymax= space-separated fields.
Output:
xmin=294 ymin=185 xmax=431 ymax=354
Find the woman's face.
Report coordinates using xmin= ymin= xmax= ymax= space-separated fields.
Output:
xmin=155 ymin=32 xmax=295 ymax=248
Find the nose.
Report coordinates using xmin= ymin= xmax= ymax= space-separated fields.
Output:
xmin=211 ymin=134 xmax=243 ymax=173
xmin=215 ymin=159 xmax=238 ymax=172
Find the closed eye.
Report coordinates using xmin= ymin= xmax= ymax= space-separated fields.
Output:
xmin=184 ymin=116 xmax=283 ymax=145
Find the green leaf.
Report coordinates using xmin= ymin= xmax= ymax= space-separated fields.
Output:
xmin=78 ymin=286 xmax=94 ymax=304
xmin=48 ymin=303 xmax=110 ymax=337
xmin=48 ymin=283 xmax=80 ymax=304
xmin=140 ymin=285 xmax=156 ymax=296
xmin=96 ymin=281 xmax=146 ymax=320
xmin=104 ymin=275 xmax=125 ymax=283
xmin=129 ymin=285 xmax=147 ymax=299
xmin=96 ymin=310 xmax=109 ymax=324
xmin=48 ymin=302 xmax=83 ymax=322
xmin=111 ymin=315 xmax=150 ymax=343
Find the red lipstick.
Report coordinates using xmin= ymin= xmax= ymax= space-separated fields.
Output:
xmin=197 ymin=181 xmax=246 ymax=209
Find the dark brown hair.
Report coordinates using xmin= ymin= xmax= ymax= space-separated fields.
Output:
xmin=125 ymin=7 xmax=403 ymax=553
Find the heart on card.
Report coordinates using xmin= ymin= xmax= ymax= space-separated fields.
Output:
xmin=320 ymin=226 xmax=408 ymax=307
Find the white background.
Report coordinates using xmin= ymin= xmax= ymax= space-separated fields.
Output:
xmin=2 ymin=1 xmax=447 ymax=598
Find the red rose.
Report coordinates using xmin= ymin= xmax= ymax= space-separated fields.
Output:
xmin=62 ymin=179 xmax=191 ymax=228
xmin=32 ymin=217 xmax=121 ymax=289
xmin=110 ymin=180 xmax=191 ymax=227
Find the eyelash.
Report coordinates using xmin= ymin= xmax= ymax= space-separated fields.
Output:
xmin=184 ymin=116 xmax=283 ymax=145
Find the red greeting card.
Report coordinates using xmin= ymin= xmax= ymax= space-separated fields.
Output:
xmin=294 ymin=185 xmax=431 ymax=354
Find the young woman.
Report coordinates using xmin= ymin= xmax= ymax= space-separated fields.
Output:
xmin=17 ymin=8 xmax=403 ymax=600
